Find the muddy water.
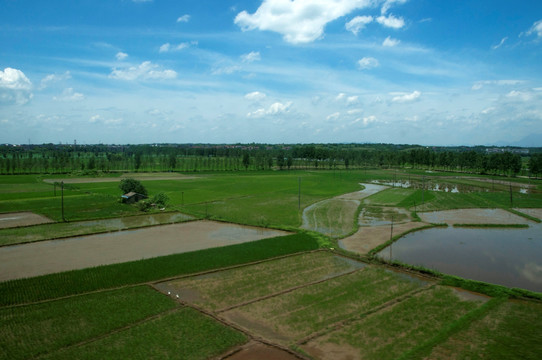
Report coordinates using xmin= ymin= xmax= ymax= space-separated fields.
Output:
xmin=0 ymin=220 xmax=289 ymax=281
xmin=378 ymin=224 xmax=542 ymax=292
xmin=419 ymin=209 xmax=530 ymax=225
xmin=75 ymin=212 xmax=194 ymax=230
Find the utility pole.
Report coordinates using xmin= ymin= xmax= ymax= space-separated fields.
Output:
xmin=389 ymin=216 xmax=394 ymax=261
xmin=509 ymin=182 xmax=513 ymax=207
xmin=61 ymin=181 xmax=65 ymax=222
xmin=298 ymin=177 xmax=301 ymax=210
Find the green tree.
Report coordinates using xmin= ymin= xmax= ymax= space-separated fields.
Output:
xmin=119 ymin=178 xmax=147 ymax=196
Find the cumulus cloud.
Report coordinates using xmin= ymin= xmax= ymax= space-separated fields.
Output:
xmin=357 ymin=57 xmax=379 ymax=70
xmin=39 ymin=71 xmax=71 ymax=89
xmin=391 ymin=90 xmax=421 ymax=102
xmin=345 ymin=15 xmax=373 ymax=35
xmin=53 ymin=88 xmax=84 ymax=102
xmin=177 ymin=14 xmax=191 ymax=23
xmin=247 ymin=101 xmax=292 ymax=118
xmin=235 ymin=0 xmax=375 ymax=44
xmin=0 ymin=67 xmax=33 ymax=105
xmin=109 ymin=61 xmax=177 ymax=81
xmin=376 ymin=14 xmax=405 ymax=29
xmin=383 ymin=36 xmax=400 ymax=47
xmin=526 ymin=19 xmax=542 ymax=38
xmin=116 ymin=52 xmax=128 ymax=60
xmin=352 ymin=115 xmax=377 ymax=126
xmin=241 ymin=51 xmax=261 ymax=63
xmin=245 ymin=91 xmax=267 ymax=101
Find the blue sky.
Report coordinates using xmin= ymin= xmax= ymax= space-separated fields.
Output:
xmin=1 ymin=0 xmax=541 ymax=146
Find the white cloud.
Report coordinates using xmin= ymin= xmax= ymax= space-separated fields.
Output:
xmin=116 ymin=52 xmax=128 ymax=60
xmin=376 ymin=14 xmax=405 ymax=29
xmin=39 ymin=71 xmax=71 ymax=89
xmin=491 ymin=37 xmax=508 ymax=50
xmin=160 ymin=41 xmax=197 ymax=53
xmin=0 ymin=67 xmax=33 ymax=105
xmin=109 ymin=61 xmax=177 ymax=81
xmin=326 ymin=112 xmax=340 ymax=121
xmin=383 ymin=36 xmax=400 ymax=47
xmin=506 ymin=90 xmax=533 ymax=101
xmin=347 ymin=95 xmax=359 ymax=105
xmin=212 ymin=65 xmax=242 ymax=75
xmin=352 ymin=115 xmax=377 ymax=126
xmin=345 ymin=15 xmax=373 ymax=35
xmin=177 ymin=14 xmax=191 ymax=23
xmin=245 ymin=91 xmax=267 ymax=101
xmin=526 ymin=19 xmax=542 ymax=38
xmin=471 ymin=79 xmax=525 ymax=90
xmin=381 ymin=0 xmax=408 ymax=15
xmin=53 ymin=88 xmax=84 ymax=102
xmin=247 ymin=101 xmax=292 ymax=118
xmin=235 ymin=0 xmax=375 ymax=44
xmin=241 ymin=51 xmax=261 ymax=63
xmin=357 ymin=57 xmax=379 ymax=70
xmin=391 ymin=90 xmax=421 ymax=102
xmin=89 ymin=114 xmax=123 ymax=125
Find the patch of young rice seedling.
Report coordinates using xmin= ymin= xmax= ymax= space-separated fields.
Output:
xmin=39 ymin=308 xmax=247 ymax=360
xmin=0 ymin=286 xmax=177 ymax=360
xmin=233 ymin=266 xmax=426 ymax=340
xmin=310 ymin=286 xmax=483 ymax=360
xmin=425 ymin=298 xmax=542 ymax=359
xmin=165 ymin=252 xmax=363 ymax=310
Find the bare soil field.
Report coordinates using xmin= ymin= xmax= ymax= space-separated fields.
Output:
xmin=0 ymin=220 xmax=289 ymax=281
xmin=43 ymin=172 xmax=200 ymax=184
xmin=419 ymin=208 xmax=533 ymax=225
xmin=0 ymin=212 xmax=54 ymax=229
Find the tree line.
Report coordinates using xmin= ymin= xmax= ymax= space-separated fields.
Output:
xmin=0 ymin=143 xmax=538 ymax=177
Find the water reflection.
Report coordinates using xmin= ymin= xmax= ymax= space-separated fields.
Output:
xmin=378 ymin=224 xmax=542 ymax=292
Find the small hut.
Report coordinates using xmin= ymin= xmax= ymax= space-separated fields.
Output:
xmin=121 ymin=192 xmax=147 ymax=204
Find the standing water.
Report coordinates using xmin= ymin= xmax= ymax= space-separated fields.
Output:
xmin=378 ymin=224 xmax=542 ymax=293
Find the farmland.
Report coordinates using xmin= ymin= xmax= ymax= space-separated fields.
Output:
xmin=1 ymin=167 xmax=542 ymax=359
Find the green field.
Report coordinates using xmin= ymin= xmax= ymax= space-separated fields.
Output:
xmin=1 ymin=169 xmax=542 ymax=359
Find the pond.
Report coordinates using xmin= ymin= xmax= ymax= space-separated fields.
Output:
xmin=377 ymin=224 xmax=542 ymax=293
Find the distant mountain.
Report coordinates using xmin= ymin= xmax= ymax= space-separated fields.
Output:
xmin=494 ymin=133 xmax=542 ymax=148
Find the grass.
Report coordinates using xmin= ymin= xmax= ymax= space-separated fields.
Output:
xmin=0 ymin=232 xmax=319 ymax=306
xmin=0 ymin=286 xmax=178 ymax=360
xmin=40 ymin=307 xmax=247 ymax=360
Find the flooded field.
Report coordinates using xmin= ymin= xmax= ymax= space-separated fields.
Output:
xmin=419 ymin=208 xmax=531 ymax=225
xmin=371 ymin=178 xmax=534 ymax=194
xmin=0 ymin=212 xmax=54 ymax=229
xmin=0 ymin=220 xmax=289 ymax=281
xmin=378 ymin=224 xmax=542 ymax=292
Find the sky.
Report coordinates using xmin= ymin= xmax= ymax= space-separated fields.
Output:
xmin=1 ymin=0 xmax=541 ymax=146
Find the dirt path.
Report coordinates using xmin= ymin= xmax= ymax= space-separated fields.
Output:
xmin=0 ymin=221 xmax=289 ymax=281
xmin=0 ymin=212 xmax=54 ymax=229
